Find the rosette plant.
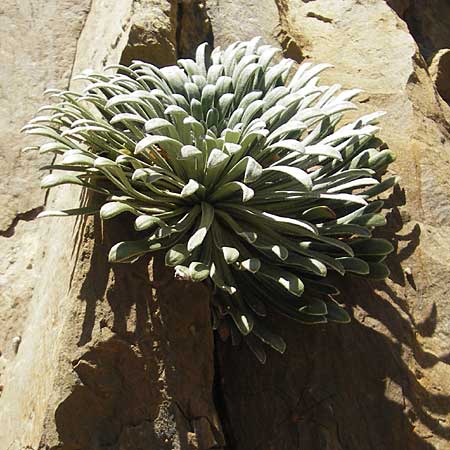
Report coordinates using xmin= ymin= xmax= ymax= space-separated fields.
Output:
xmin=24 ymin=38 xmax=397 ymax=362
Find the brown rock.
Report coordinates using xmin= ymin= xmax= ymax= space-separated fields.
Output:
xmin=399 ymin=0 xmax=450 ymax=61
xmin=208 ymin=1 xmax=450 ymax=449
xmin=429 ymin=49 xmax=450 ymax=103
xmin=0 ymin=1 xmax=223 ymax=449
xmin=2 ymin=1 xmax=450 ymax=449
xmin=120 ymin=0 xmax=178 ymax=67
xmin=0 ymin=0 xmax=90 ymax=404
xmin=386 ymin=0 xmax=411 ymax=18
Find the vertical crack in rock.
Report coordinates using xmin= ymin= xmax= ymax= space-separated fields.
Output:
xmin=67 ymin=0 xmax=94 ymax=88
xmin=175 ymin=0 xmax=184 ymax=57
xmin=176 ymin=0 xmax=214 ymax=59
xmin=120 ymin=0 xmax=178 ymax=67
xmin=174 ymin=4 xmax=231 ymax=448
xmin=213 ymin=336 xmax=235 ymax=450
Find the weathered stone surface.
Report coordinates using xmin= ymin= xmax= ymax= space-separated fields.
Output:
xmin=177 ymin=0 xmax=212 ymax=59
xmin=0 ymin=0 xmax=90 ymax=403
xmin=2 ymin=0 xmax=450 ymax=449
xmin=120 ymin=0 xmax=178 ymax=67
xmin=430 ymin=49 xmax=450 ymax=104
xmin=0 ymin=0 xmax=91 ymax=232
xmin=209 ymin=1 xmax=450 ymax=449
xmin=401 ymin=0 xmax=450 ymax=61
xmin=0 ymin=1 xmax=90 ymax=380
xmin=71 ymin=0 xmax=134 ymax=74
xmin=0 ymin=1 xmax=223 ymax=449
xmin=208 ymin=0 xmax=279 ymax=48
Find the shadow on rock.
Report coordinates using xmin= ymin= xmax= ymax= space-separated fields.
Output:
xmin=215 ymin=185 xmax=450 ymax=450
xmin=54 ymin=213 xmax=222 ymax=450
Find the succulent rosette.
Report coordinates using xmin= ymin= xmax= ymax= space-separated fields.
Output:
xmin=23 ymin=38 xmax=396 ymax=362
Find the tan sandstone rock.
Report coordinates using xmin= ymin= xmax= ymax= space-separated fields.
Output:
xmin=209 ymin=1 xmax=450 ymax=449
xmin=0 ymin=0 xmax=90 ymax=409
xmin=429 ymin=49 xmax=450 ymax=104
xmin=0 ymin=1 xmax=223 ymax=449
xmin=1 ymin=0 xmax=450 ymax=449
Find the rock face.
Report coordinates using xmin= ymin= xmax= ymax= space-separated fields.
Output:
xmin=1 ymin=1 xmax=450 ymax=449
xmin=0 ymin=0 xmax=90 ymax=386
xmin=211 ymin=2 xmax=450 ymax=449
xmin=0 ymin=1 xmax=223 ymax=449
xmin=430 ymin=49 xmax=450 ymax=104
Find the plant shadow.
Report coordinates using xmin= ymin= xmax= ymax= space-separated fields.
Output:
xmin=215 ymin=184 xmax=450 ymax=450
xmin=60 ymin=211 xmax=223 ymax=449
xmin=66 ymin=171 xmax=449 ymax=449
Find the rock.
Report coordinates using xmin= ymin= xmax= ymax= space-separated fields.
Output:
xmin=209 ymin=1 xmax=450 ymax=449
xmin=429 ymin=49 xmax=450 ymax=103
xmin=0 ymin=0 xmax=90 ymax=233
xmin=0 ymin=5 xmax=91 ymax=373
xmin=0 ymin=0 xmax=90 ymax=400
xmin=70 ymin=0 xmax=134 ymax=74
xmin=0 ymin=1 xmax=223 ymax=449
xmin=119 ymin=0 xmax=178 ymax=67
xmin=2 ymin=0 xmax=450 ymax=449
xmin=207 ymin=0 xmax=279 ymax=48
xmin=386 ymin=0 xmax=411 ymax=17
xmin=399 ymin=0 xmax=450 ymax=61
